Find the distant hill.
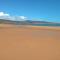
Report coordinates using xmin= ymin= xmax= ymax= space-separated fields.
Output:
xmin=32 ymin=21 xmax=60 ymax=26
xmin=32 ymin=21 xmax=60 ymax=24
xmin=32 ymin=21 xmax=51 ymax=24
xmin=0 ymin=19 xmax=32 ymax=25
xmin=0 ymin=19 xmax=60 ymax=26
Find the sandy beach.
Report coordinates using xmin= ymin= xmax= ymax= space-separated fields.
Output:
xmin=0 ymin=24 xmax=60 ymax=60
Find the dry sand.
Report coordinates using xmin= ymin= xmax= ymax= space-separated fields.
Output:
xmin=0 ymin=24 xmax=60 ymax=60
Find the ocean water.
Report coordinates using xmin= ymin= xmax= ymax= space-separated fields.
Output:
xmin=32 ymin=24 xmax=60 ymax=26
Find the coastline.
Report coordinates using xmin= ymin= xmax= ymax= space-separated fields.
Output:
xmin=0 ymin=24 xmax=60 ymax=31
xmin=32 ymin=26 xmax=60 ymax=31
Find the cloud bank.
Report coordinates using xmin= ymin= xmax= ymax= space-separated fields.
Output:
xmin=0 ymin=12 xmax=27 ymax=21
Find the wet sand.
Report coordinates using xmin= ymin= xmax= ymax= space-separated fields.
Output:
xmin=0 ymin=24 xmax=60 ymax=60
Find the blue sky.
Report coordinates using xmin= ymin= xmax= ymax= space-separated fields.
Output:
xmin=0 ymin=0 xmax=60 ymax=22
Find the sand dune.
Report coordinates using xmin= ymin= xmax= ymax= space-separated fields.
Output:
xmin=0 ymin=24 xmax=60 ymax=60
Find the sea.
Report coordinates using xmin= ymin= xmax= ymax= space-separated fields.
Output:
xmin=32 ymin=24 xmax=60 ymax=27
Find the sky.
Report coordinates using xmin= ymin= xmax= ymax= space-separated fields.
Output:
xmin=0 ymin=0 xmax=60 ymax=22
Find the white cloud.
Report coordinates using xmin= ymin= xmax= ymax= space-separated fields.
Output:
xmin=0 ymin=12 xmax=10 ymax=16
xmin=0 ymin=12 xmax=27 ymax=21
xmin=19 ymin=16 xmax=27 ymax=20
xmin=14 ymin=16 xmax=27 ymax=21
xmin=0 ymin=12 xmax=11 ymax=20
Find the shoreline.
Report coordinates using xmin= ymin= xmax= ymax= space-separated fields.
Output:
xmin=0 ymin=24 xmax=60 ymax=31
xmin=32 ymin=26 xmax=60 ymax=31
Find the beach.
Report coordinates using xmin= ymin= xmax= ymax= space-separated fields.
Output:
xmin=0 ymin=24 xmax=60 ymax=60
